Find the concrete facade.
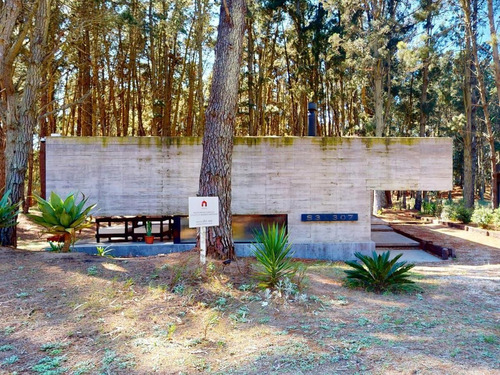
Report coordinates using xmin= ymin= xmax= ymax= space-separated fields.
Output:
xmin=46 ymin=136 xmax=452 ymax=256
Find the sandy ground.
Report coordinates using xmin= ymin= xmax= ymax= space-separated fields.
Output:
xmin=0 ymin=211 xmax=498 ymax=374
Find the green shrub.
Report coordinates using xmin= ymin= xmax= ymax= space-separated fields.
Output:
xmin=344 ymin=251 xmax=415 ymax=293
xmin=441 ymin=200 xmax=473 ymax=224
xmin=454 ymin=206 xmax=473 ymax=224
xmin=421 ymin=201 xmax=443 ymax=217
xmin=0 ymin=189 xmax=21 ymax=228
xmin=471 ymin=206 xmax=493 ymax=228
xmin=492 ymin=208 xmax=500 ymax=228
xmin=252 ymin=223 xmax=296 ymax=289
xmin=26 ymin=192 xmax=95 ymax=252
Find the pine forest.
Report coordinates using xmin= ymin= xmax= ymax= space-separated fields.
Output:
xmin=0 ymin=0 xmax=499 ymax=208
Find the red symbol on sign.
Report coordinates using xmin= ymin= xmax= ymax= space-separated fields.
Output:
xmin=201 ymin=201 xmax=207 ymax=207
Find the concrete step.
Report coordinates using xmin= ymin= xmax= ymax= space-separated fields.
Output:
xmin=371 ymin=224 xmax=393 ymax=232
xmin=373 ymin=249 xmax=441 ymax=263
xmin=371 ymin=216 xmax=387 ymax=225
xmin=372 ymin=231 xmax=420 ymax=248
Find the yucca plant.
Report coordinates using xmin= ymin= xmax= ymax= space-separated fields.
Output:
xmin=344 ymin=251 xmax=415 ymax=293
xmin=252 ymin=223 xmax=296 ymax=289
xmin=26 ymin=192 xmax=96 ymax=252
xmin=96 ymin=245 xmax=113 ymax=257
xmin=0 ymin=189 xmax=21 ymax=228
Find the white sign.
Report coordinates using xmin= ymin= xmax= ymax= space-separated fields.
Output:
xmin=188 ymin=197 xmax=219 ymax=228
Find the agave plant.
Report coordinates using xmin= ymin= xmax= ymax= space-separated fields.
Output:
xmin=27 ymin=192 xmax=96 ymax=252
xmin=0 ymin=189 xmax=21 ymax=229
xmin=344 ymin=251 xmax=415 ymax=293
xmin=252 ymin=223 xmax=296 ymax=289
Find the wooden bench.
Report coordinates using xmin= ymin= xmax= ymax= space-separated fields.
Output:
xmin=95 ymin=216 xmax=173 ymax=243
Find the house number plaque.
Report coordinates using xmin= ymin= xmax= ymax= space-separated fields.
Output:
xmin=301 ymin=213 xmax=358 ymax=222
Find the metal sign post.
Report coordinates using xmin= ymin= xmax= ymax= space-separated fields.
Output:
xmin=188 ymin=197 xmax=219 ymax=265
xmin=199 ymin=226 xmax=207 ymax=265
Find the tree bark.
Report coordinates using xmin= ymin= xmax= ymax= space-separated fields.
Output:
xmin=415 ymin=6 xmax=433 ymax=212
xmin=195 ymin=0 xmax=207 ymax=136
xmin=247 ymin=15 xmax=256 ymax=136
xmin=461 ymin=0 xmax=479 ymax=209
xmin=80 ymin=28 xmax=92 ymax=136
xmin=487 ymin=0 xmax=500 ymax=106
xmin=373 ymin=59 xmax=387 ymax=214
xmin=462 ymin=0 xmax=497 ymax=207
xmin=0 ymin=0 xmax=22 ymax=194
xmin=186 ymin=63 xmax=195 ymax=136
xmin=198 ymin=0 xmax=246 ymax=260
xmin=463 ymin=50 xmax=477 ymax=209
xmin=1 ymin=0 xmax=50 ymax=246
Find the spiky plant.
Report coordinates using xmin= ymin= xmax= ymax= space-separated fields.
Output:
xmin=26 ymin=192 xmax=95 ymax=252
xmin=252 ymin=223 xmax=296 ymax=289
xmin=344 ymin=251 xmax=415 ymax=293
xmin=0 ymin=190 xmax=21 ymax=229
xmin=145 ymin=221 xmax=152 ymax=236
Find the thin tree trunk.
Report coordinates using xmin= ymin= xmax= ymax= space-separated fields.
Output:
xmin=462 ymin=0 xmax=479 ymax=209
xmin=463 ymin=0 xmax=497 ymax=207
xmin=415 ymin=8 xmax=433 ymax=212
xmin=463 ymin=51 xmax=477 ymax=209
xmin=162 ymin=35 xmax=178 ymax=136
xmin=80 ymin=29 xmax=92 ymax=136
xmin=374 ymin=60 xmax=384 ymax=137
xmin=173 ymin=21 xmax=194 ymax=134
xmin=198 ymin=0 xmax=246 ymax=260
xmin=23 ymin=148 xmax=34 ymax=213
xmin=282 ymin=24 xmax=297 ymax=136
xmin=247 ymin=15 xmax=256 ymax=135
xmin=148 ymin=0 xmax=161 ymax=135
xmin=195 ymin=0 xmax=206 ymax=136
xmin=185 ymin=63 xmax=195 ymax=136
xmin=487 ymin=0 xmax=500 ymax=106
xmin=373 ymin=58 xmax=387 ymax=214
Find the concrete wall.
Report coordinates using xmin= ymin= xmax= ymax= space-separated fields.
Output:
xmin=46 ymin=136 xmax=452 ymax=250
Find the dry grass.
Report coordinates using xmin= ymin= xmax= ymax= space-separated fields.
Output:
xmin=0 ymin=213 xmax=499 ymax=374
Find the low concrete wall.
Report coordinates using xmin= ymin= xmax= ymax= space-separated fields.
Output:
xmin=46 ymin=136 xmax=452 ymax=249
xmin=73 ymin=242 xmax=375 ymax=261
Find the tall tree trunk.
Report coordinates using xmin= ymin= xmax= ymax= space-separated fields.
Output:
xmin=415 ymin=7 xmax=433 ymax=212
xmin=374 ymin=60 xmax=384 ymax=137
xmin=195 ymin=0 xmax=207 ymax=136
xmin=373 ymin=59 xmax=387 ymax=214
xmin=282 ymin=25 xmax=298 ymax=136
xmin=487 ymin=0 xmax=500 ymax=106
xmin=173 ymin=21 xmax=194 ymax=134
xmin=23 ymin=148 xmax=34 ymax=213
xmin=80 ymin=29 xmax=92 ymax=136
xmin=185 ymin=63 xmax=195 ymax=136
xmin=247 ymin=15 xmax=256 ymax=136
xmin=0 ymin=0 xmax=23 ymax=193
xmin=198 ymin=0 xmax=246 ymax=260
xmin=462 ymin=0 xmax=479 ymax=209
xmin=162 ymin=37 xmax=178 ymax=136
xmin=149 ymin=0 xmax=161 ymax=135
xmin=463 ymin=0 xmax=497 ymax=207
xmin=463 ymin=52 xmax=478 ymax=209
xmin=1 ymin=0 xmax=50 ymax=246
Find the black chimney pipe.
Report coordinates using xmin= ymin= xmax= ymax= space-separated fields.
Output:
xmin=308 ymin=102 xmax=317 ymax=136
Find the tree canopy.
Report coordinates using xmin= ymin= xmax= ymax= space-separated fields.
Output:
xmin=0 ymin=0 xmax=499 ymax=244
